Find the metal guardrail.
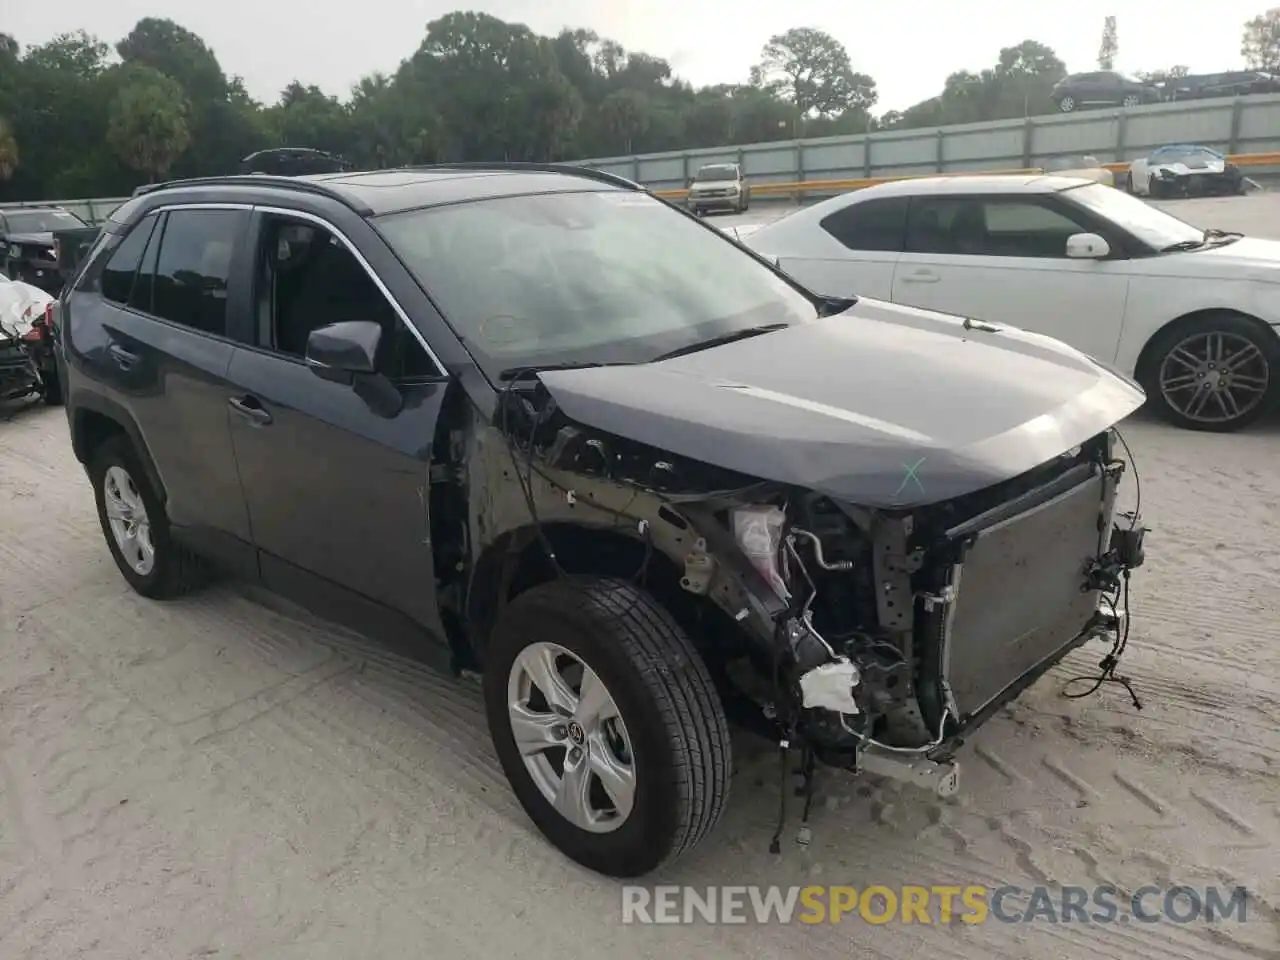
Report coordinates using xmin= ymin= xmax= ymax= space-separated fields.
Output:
xmin=650 ymin=151 xmax=1280 ymax=200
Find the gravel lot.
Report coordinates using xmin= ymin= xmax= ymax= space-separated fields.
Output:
xmin=2 ymin=194 xmax=1279 ymax=960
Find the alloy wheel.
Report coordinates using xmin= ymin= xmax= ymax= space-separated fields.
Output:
xmin=506 ymin=641 xmax=636 ymax=834
xmin=1058 ymin=96 xmax=1076 ymax=112
xmin=1158 ymin=331 xmax=1270 ymax=426
xmin=1123 ymin=94 xmax=1141 ymax=107
xmin=103 ymin=465 xmax=155 ymax=575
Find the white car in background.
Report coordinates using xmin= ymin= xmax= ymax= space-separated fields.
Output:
xmin=1125 ymin=144 xmax=1246 ymax=197
xmin=743 ymin=174 xmax=1280 ymax=432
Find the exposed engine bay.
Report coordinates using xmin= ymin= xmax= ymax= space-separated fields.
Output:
xmin=458 ymin=376 xmax=1147 ymax=839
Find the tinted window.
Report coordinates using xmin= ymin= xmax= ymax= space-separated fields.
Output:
xmin=100 ymin=214 xmax=158 ymax=305
xmin=131 ymin=211 xmax=164 ymax=313
xmin=149 ymin=209 xmax=242 ymax=336
xmin=905 ymin=198 xmax=1087 ymax=258
xmin=820 ymin=198 xmax=907 ymax=252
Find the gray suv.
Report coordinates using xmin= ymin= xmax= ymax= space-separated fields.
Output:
xmin=57 ymin=162 xmax=1146 ymax=878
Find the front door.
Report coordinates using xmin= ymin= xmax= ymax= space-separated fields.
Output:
xmin=890 ymin=195 xmax=1131 ymax=364
xmin=225 ymin=210 xmax=450 ymax=641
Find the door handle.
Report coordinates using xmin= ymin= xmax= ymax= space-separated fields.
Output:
xmin=228 ymin=395 xmax=272 ymax=426
xmin=108 ymin=344 xmax=140 ymax=368
xmin=900 ymin=270 xmax=940 ymax=284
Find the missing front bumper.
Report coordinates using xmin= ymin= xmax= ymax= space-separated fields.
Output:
xmin=929 ymin=461 xmax=1120 ymax=726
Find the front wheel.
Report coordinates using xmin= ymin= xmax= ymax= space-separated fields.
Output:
xmin=1122 ymin=93 xmax=1141 ymax=108
xmin=1125 ymin=172 xmax=1135 ymax=194
xmin=1056 ymin=95 xmax=1076 ymax=112
xmin=483 ymin=577 xmax=732 ymax=877
xmin=1142 ymin=314 xmax=1278 ymax=432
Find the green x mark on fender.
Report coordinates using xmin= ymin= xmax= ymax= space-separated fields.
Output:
xmin=893 ymin=457 xmax=927 ymax=500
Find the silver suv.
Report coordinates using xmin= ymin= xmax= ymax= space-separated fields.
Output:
xmin=686 ymin=162 xmax=750 ymax=215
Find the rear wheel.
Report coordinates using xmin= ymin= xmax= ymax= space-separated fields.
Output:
xmin=90 ymin=435 xmax=211 ymax=597
xmin=1141 ymin=313 xmax=1278 ymax=432
xmin=1122 ymin=93 xmax=1141 ymax=107
xmin=1125 ymin=171 xmax=1135 ymax=194
xmin=483 ymin=577 xmax=732 ymax=877
xmin=1056 ymin=95 xmax=1076 ymax=112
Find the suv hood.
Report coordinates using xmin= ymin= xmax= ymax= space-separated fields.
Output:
xmin=538 ymin=298 xmax=1144 ymax=508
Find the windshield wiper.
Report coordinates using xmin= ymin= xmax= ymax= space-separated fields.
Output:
xmin=650 ymin=323 xmax=790 ymax=362
xmin=497 ymin=361 xmax=635 ymax=381
xmin=1159 ymin=239 xmax=1207 ymax=253
xmin=1204 ymin=228 xmax=1243 ymax=244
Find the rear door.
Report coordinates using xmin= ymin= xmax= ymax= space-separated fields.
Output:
xmin=889 ymin=194 xmax=1131 ymax=362
xmin=223 ymin=206 xmax=451 ymax=644
xmin=64 ymin=204 xmax=257 ymax=574
xmin=772 ymin=196 xmax=908 ymax=300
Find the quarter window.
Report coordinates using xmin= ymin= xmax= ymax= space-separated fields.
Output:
xmin=99 ymin=214 xmax=158 ymax=305
xmin=819 ymin=198 xmax=908 ymax=252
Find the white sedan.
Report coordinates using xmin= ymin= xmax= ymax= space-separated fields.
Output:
xmin=743 ymin=174 xmax=1280 ymax=431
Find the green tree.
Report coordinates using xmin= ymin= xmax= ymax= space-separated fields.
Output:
xmin=0 ymin=116 xmax=17 ymax=180
xmin=1098 ymin=16 xmax=1118 ymax=70
xmin=1243 ymin=8 xmax=1280 ymax=71
xmin=751 ymin=27 xmax=877 ymax=117
xmin=106 ymin=66 xmax=192 ymax=181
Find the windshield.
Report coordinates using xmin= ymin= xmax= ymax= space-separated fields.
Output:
xmin=1065 ymin=183 xmax=1205 ymax=250
xmin=376 ymin=190 xmax=818 ymax=380
xmin=1152 ymin=146 xmax=1222 ymax=163
xmin=6 ymin=209 xmax=86 ymax=233
xmin=694 ymin=165 xmax=737 ymax=182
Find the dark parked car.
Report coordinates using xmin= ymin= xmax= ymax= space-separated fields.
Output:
xmin=58 ymin=163 xmax=1147 ymax=877
xmin=1161 ymin=70 xmax=1279 ymax=100
xmin=1051 ymin=71 xmax=1162 ymax=112
xmin=1 ymin=205 xmax=89 ymax=294
xmin=238 ymin=146 xmax=353 ymax=176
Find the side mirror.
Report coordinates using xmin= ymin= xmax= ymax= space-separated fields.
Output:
xmin=305 ymin=320 xmax=405 ymax=418
xmin=1066 ymin=232 xmax=1110 ymax=259
xmin=305 ymin=320 xmax=381 ymax=384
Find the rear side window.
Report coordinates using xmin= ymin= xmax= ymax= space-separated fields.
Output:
xmin=819 ymin=198 xmax=908 ymax=252
xmin=100 ymin=214 xmax=158 ymax=305
xmin=146 ymin=209 xmax=243 ymax=336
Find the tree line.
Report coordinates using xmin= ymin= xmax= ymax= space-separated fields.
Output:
xmin=1 ymin=9 xmax=1279 ymax=202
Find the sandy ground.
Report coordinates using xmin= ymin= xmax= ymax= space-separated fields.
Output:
xmin=3 ymin=196 xmax=1280 ymax=959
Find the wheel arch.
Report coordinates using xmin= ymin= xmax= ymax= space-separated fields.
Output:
xmin=69 ymin=392 xmax=166 ymax=505
xmin=463 ymin=521 xmax=699 ymax=668
xmin=1133 ymin=308 xmax=1280 ymax=386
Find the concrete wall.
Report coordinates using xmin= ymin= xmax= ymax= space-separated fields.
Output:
xmin=577 ymin=94 xmax=1280 ymax=192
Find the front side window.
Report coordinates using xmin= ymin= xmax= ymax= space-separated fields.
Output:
xmin=375 ymin=189 xmax=818 ymax=379
xmin=820 ymin=197 xmax=908 ymax=252
xmin=905 ymin=197 xmax=1089 ymax=258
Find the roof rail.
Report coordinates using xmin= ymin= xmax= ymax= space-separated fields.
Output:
xmin=128 ymin=175 xmax=372 ymax=215
xmin=400 ymin=161 xmax=643 ymax=191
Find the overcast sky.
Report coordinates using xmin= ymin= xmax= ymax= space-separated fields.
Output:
xmin=18 ymin=0 xmax=1268 ymax=112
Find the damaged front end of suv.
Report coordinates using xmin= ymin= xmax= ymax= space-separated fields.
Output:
xmin=461 ymin=314 xmax=1148 ymax=852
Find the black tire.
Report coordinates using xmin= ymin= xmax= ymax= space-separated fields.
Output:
xmin=483 ymin=576 xmax=732 ymax=878
xmin=89 ymin=434 xmax=210 ymax=598
xmin=1056 ymin=95 xmax=1076 ymax=113
xmin=40 ymin=369 xmax=62 ymax=406
xmin=1140 ymin=312 xmax=1280 ymax=432
xmin=1125 ymin=172 xmax=1134 ymax=194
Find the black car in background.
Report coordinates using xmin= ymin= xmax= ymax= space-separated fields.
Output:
xmin=1 ymin=205 xmax=89 ymax=294
xmin=1161 ymin=70 xmax=1279 ymax=100
xmin=1051 ymin=71 xmax=1162 ymax=112
xmin=238 ymin=147 xmax=353 ymax=176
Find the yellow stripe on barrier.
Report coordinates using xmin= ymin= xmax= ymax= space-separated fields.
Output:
xmin=650 ymin=151 xmax=1280 ymax=200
